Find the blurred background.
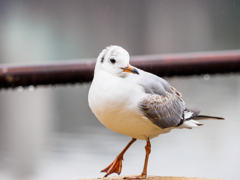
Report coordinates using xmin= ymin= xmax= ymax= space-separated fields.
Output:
xmin=0 ymin=0 xmax=240 ymax=180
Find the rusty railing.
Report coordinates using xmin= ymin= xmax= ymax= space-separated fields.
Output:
xmin=0 ymin=49 xmax=240 ymax=89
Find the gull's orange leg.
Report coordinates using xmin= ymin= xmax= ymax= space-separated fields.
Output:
xmin=124 ymin=138 xmax=151 ymax=179
xmin=101 ymin=138 xmax=137 ymax=177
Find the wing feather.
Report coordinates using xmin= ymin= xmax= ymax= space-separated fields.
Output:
xmin=139 ymin=86 xmax=185 ymax=129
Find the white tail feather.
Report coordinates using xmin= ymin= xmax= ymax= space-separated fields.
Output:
xmin=178 ymin=120 xmax=203 ymax=129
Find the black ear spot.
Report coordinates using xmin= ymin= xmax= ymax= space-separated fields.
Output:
xmin=110 ymin=58 xmax=116 ymax=64
xmin=101 ymin=57 xmax=104 ymax=63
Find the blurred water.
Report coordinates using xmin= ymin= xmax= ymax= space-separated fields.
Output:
xmin=1 ymin=74 xmax=239 ymax=180
xmin=0 ymin=1 xmax=240 ymax=180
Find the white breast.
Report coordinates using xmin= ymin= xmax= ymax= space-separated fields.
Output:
xmin=88 ymin=71 xmax=171 ymax=140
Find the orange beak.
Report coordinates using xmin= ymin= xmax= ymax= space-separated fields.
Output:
xmin=121 ymin=65 xmax=139 ymax=75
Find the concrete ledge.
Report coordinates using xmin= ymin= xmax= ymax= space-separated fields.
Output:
xmin=81 ymin=175 xmax=224 ymax=180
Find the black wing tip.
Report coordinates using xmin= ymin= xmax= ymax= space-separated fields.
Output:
xmin=194 ymin=115 xmax=225 ymax=120
xmin=216 ymin=117 xmax=225 ymax=120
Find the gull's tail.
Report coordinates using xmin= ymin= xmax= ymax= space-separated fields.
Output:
xmin=184 ymin=108 xmax=225 ymax=120
xmin=178 ymin=108 xmax=225 ymax=129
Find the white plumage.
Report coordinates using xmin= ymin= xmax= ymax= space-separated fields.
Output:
xmin=88 ymin=45 xmax=224 ymax=178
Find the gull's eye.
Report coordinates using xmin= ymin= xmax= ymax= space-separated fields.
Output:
xmin=110 ymin=58 xmax=116 ymax=64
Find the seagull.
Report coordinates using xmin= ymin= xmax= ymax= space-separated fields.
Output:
xmin=88 ymin=45 xmax=224 ymax=179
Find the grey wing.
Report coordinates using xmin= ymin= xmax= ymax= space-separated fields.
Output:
xmin=137 ymin=70 xmax=173 ymax=96
xmin=138 ymin=71 xmax=185 ymax=129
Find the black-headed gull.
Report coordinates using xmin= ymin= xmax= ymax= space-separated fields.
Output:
xmin=88 ymin=45 xmax=224 ymax=179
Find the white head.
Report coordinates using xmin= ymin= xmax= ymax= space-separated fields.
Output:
xmin=95 ymin=45 xmax=139 ymax=77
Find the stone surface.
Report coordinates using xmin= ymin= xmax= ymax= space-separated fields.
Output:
xmin=80 ymin=175 xmax=224 ymax=180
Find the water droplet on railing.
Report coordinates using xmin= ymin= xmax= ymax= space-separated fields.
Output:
xmin=17 ymin=86 xmax=24 ymax=92
xmin=203 ymin=74 xmax=210 ymax=81
xmin=28 ymin=85 xmax=35 ymax=91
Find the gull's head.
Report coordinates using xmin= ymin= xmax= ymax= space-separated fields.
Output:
xmin=96 ymin=45 xmax=139 ymax=77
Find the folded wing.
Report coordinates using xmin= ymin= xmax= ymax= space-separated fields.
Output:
xmin=138 ymin=71 xmax=185 ymax=129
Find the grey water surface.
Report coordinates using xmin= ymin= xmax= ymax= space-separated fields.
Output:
xmin=0 ymin=74 xmax=239 ymax=180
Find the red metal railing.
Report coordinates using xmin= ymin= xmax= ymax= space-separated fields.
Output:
xmin=0 ymin=49 xmax=240 ymax=89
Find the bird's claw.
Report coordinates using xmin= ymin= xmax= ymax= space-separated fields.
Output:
xmin=101 ymin=157 xmax=123 ymax=177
